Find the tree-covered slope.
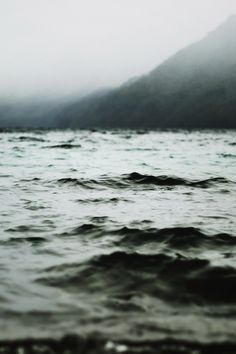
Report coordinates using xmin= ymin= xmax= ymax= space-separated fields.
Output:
xmin=57 ymin=15 xmax=236 ymax=129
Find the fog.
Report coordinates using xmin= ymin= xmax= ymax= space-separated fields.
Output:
xmin=1 ymin=0 xmax=236 ymax=100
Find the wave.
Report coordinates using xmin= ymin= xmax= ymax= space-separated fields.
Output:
xmin=45 ymin=143 xmax=81 ymax=149
xmin=9 ymin=136 xmax=46 ymax=142
xmin=0 ymin=237 xmax=46 ymax=245
xmin=76 ymin=197 xmax=130 ymax=204
xmin=60 ymin=223 xmax=102 ymax=237
xmin=6 ymin=225 xmax=44 ymax=233
xmin=219 ymin=153 xmax=236 ymax=158
xmin=124 ymin=172 xmax=231 ymax=188
xmin=41 ymin=250 xmax=236 ymax=304
xmin=112 ymin=226 xmax=236 ymax=250
xmin=54 ymin=172 xmax=232 ymax=190
xmin=57 ymin=177 xmax=99 ymax=189
xmin=58 ymin=223 xmax=236 ymax=251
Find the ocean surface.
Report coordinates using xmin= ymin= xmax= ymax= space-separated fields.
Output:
xmin=0 ymin=129 xmax=236 ymax=353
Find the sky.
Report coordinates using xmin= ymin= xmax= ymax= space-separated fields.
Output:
xmin=1 ymin=0 xmax=236 ymax=100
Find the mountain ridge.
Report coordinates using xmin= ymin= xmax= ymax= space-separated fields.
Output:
xmin=56 ymin=15 xmax=236 ymax=129
xmin=1 ymin=16 xmax=236 ymax=129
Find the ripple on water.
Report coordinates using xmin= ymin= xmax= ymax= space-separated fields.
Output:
xmin=0 ymin=130 xmax=235 ymax=346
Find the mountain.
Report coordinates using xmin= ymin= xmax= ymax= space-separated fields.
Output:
xmin=57 ymin=15 xmax=236 ymax=129
xmin=0 ymin=90 xmax=111 ymax=130
xmin=0 ymin=100 xmax=65 ymax=129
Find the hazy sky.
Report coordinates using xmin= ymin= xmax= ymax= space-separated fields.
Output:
xmin=1 ymin=0 xmax=236 ymax=100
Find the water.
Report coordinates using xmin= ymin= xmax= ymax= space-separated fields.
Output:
xmin=0 ymin=130 xmax=236 ymax=353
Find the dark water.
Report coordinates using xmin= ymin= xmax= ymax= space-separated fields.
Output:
xmin=0 ymin=130 xmax=236 ymax=353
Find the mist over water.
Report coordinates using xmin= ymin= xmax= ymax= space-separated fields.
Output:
xmin=1 ymin=0 xmax=236 ymax=100
xmin=0 ymin=129 xmax=235 ymax=353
